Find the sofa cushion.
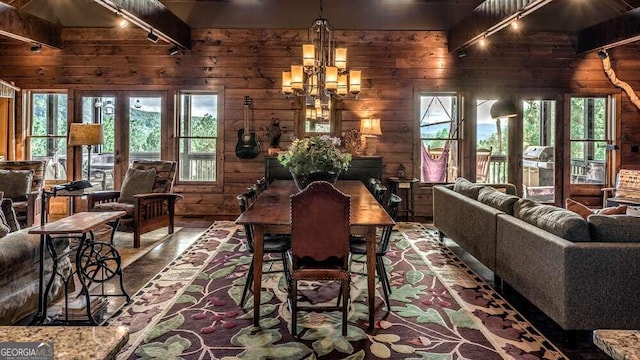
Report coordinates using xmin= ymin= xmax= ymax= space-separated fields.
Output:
xmin=0 ymin=192 xmax=9 ymax=238
xmin=514 ymin=198 xmax=590 ymax=242
xmin=453 ymin=177 xmax=486 ymax=200
xmin=588 ymin=215 xmax=640 ymax=242
xmin=0 ymin=199 xmax=20 ymax=233
xmin=566 ymin=198 xmax=627 ymax=220
xmin=118 ymin=167 xmax=157 ymax=203
xmin=0 ymin=170 xmax=32 ymax=200
xmin=478 ymin=187 xmax=519 ymax=215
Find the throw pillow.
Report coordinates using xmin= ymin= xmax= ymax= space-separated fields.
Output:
xmin=0 ymin=198 xmax=20 ymax=232
xmin=0 ymin=170 xmax=33 ymax=200
xmin=118 ymin=168 xmax=157 ymax=203
xmin=566 ymin=198 xmax=628 ymax=220
xmin=565 ymin=198 xmax=594 ymax=220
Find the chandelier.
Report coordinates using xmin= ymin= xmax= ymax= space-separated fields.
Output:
xmin=281 ymin=2 xmax=362 ymax=109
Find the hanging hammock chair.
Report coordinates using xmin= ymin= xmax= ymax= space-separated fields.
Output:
xmin=421 ymin=141 xmax=450 ymax=182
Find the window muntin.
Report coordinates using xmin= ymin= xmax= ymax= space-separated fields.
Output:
xmin=178 ymin=93 xmax=219 ymax=182
xmin=29 ymin=92 xmax=68 ymax=180
xmin=419 ymin=94 xmax=459 ymax=183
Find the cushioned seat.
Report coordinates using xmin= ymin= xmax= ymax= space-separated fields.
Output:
xmin=0 ymin=160 xmax=46 ymax=228
xmin=87 ymin=160 xmax=182 ymax=248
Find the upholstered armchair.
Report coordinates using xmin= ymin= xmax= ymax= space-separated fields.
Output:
xmin=87 ymin=160 xmax=182 ymax=248
xmin=0 ymin=160 xmax=46 ymax=228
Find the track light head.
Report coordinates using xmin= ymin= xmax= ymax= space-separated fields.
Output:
xmin=147 ymin=31 xmax=159 ymax=43
xmin=169 ymin=46 xmax=180 ymax=56
xmin=30 ymin=43 xmax=42 ymax=53
xmin=598 ymin=50 xmax=608 ymax=60
xmin=456 ymin=49 xmax=467 ymax=59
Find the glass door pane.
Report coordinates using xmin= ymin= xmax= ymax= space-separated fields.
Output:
xmin=569 ymin=97 xmax=607 ymax=184
xmin=476 ymin=100 xmax=508 ymax=183
xmin=522 ymin=100 xmax=556 ymax=202
xmin=81 ymin=95 xmax=115 ymax=190
xmin=129 ymin=96 xmax=162 ymax=164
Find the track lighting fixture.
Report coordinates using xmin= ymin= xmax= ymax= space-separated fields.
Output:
xmin=169 ymin=46 xmax=180 ymax=56
xmin=147 ymin=31 xmax=159 ymax=43
xmin=456 ymin=49 xmax=467 ymax=58
xmin=30 ymin=43 xmax=42 ymax=53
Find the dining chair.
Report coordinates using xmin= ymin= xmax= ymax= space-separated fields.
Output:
xmin=237 ymin=188 xmax=290 ymax=307
xmin=373 ymin=183 xmax=388 ymax=205
xmin=349 ymin=194 xmax=400 ymax=311
xmin=288 ymin=181 xmax=351 ymax=337
xmin=255 ymin=176 xmax=268 ymax=194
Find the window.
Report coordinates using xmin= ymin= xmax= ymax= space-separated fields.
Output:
xmin=419 ymin=94 xmax=459 ymax=183
xmin=569 ymin=97 xmax=609 ymax=184
xmin=178 ymin=92 xmax=219 ymax=182
xmin=28 ymin=91 xmax=68 ymax=180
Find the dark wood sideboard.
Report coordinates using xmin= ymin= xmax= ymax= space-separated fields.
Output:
xmin=264 ymin=156 xmax=383 ymax=184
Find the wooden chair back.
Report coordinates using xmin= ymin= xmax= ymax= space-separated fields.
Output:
xmin=290 ymin=181 xmax=350 ymax=263
xmin=476 ymin=147 xmax=492 ymax=183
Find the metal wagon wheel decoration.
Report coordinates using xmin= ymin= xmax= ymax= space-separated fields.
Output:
xmin=78 ymin=241 xmax=121 ymax=283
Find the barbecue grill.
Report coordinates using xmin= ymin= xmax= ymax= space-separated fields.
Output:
xmin=523 ymin=146 xmax=554 ymax=201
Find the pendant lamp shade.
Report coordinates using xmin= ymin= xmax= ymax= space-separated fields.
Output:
xmin=490 ymin=99 xmax=517 ymax=119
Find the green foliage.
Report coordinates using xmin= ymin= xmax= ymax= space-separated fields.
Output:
xmin=278 ymin=135 xmax=352 ymax=175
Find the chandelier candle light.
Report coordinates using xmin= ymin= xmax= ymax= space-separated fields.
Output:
xmin=281 ymin=1 xmax=362 ymax=116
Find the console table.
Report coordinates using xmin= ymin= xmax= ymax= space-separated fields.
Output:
xmin=29 ymin=211 xmax=129 ymax=325
xmin=265 ymin=155 xmax=383 ymax=184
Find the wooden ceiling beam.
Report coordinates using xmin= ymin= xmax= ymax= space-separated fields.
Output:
xmin=94 ymin=0 xmax=191 ymax=49
xmin=0 ymin=2 xmax=62 ymax=48
xmin=447 ymin=0 xmax=552 ymax=53
xmin=577 ymin=7 xmax=640 ymax=54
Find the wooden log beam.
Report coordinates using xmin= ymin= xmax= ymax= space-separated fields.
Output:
xmin=447 ymin=0 xmax=552 ymax=53
xmin=94 ymin=0 xmax=191 ymax=49
xmin=0 ymin=2 xmax=62 ymax=48
xmin=577 ymin=7 xmax=640 ymax=54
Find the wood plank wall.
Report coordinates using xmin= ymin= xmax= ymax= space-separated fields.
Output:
xmin=1 ymin=27 xmax=640 ymax=218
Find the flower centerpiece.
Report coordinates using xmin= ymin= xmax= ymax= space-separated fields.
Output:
xmin=278 ymin=135 xmax=352 ymax=190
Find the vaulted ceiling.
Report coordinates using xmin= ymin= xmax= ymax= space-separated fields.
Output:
xmin=1 ymin=0 xmax=640 ymax=54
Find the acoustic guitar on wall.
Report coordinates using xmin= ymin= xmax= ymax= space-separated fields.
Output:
xmin=235 ymin=95 xmax=261 ymax=159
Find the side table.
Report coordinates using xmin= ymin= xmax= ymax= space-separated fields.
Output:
xmin=29 ymin=211 xmax=130 ymax=325
xmin=387 ymin=177 xmax=418 ymax=221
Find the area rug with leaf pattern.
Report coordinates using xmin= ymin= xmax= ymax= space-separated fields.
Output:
xmin=107 ymin=221 xmax=567 ymax=359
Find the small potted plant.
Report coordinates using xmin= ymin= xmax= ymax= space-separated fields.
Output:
xmin=278 ymin=135 xmax=352 ymax=190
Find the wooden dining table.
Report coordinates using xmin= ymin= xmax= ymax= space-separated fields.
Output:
xmin=235 ymin=179 xmax=395 ymax=330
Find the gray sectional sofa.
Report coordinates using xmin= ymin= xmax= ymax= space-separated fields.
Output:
xmin=0 ymin=198 xmax=71 ymax=324
xmin=433 ymin=178 xmax=640 ymax=331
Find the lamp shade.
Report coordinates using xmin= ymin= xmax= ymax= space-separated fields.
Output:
xmin=68 ymin=123 xmax=104 ymax=146
xmin=490 ymin=99 xmax=517 ymax=119
xmin=360 ymin=118 xmax=382 ymax=136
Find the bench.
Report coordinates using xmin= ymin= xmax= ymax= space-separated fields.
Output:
xmin=602 ymin=169 xmax=640 ymax=207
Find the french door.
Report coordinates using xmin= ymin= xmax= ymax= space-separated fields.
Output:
xmin=75 ymin=91 xmax=166 ymax=190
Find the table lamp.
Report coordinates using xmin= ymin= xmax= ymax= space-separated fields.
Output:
xmin=68 ymin=123 xmax=104 ymax=180
xmin=360 ymin=117 xmax=382 ymax=155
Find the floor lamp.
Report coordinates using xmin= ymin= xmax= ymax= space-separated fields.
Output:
xmin=68 ymin=123 xmax=104 ymax=181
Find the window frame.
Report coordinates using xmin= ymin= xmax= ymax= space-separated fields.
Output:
xmin=416 ymin=92 xmax=462 ymax=184
xmin=176 ymin=89 xmax=224 ymax=185
xmin=25 ymin=89 xmax=69 ymax=181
